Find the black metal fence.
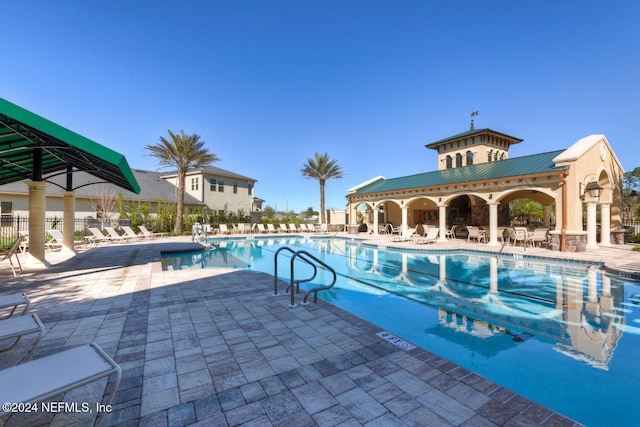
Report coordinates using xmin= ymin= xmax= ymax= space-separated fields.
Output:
xmin=0 ymin=216 xmax=132 ymax=248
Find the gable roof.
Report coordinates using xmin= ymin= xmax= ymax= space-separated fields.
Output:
xmin=0 ymin=97 xmax=140 ymax=193
xmin=351 ymin=150 xmax=567 ymax=196
xmin=162 ymin=165 xmax=257 ymax=183
xmin=0 ymin=169 xmax=200 ymax=204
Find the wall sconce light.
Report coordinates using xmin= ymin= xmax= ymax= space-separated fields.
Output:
xmin=580 ymin=180 xmax=602 ymax=200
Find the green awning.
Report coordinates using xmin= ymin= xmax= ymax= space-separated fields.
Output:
xmin=0 ymin=97 xmax=140 ymax=193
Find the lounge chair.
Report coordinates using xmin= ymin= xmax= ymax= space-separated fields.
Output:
xmin=298 ymin=224 xmax=308 ymax=232
xmin=288 ymin=223 xmax=298 ymax=233
xmin=104 ymin=226 xmax=128 ymax=242
xmin=0 ymin=292 xmax=30 ymax=319
xmin=319 ymin=224 xmax=328 ymax=234
xmin=87 ymin=227 xmax=112 ymax=245
xmin=45 ymin=229 xmax=65 ymax=251
xmin=0 ymin=342 xmax=121 ymax=427
xmin=266 ymin=224 xmax=277 ymax=233
xmin=466 ymin=226 xmax=486 ymax=243
xmin=0 ymin=235 xmax=25 ymax=277
xmin=416 ymin=227 xmax=440 ymax=244
xmin=256 ymin=224 xmax=267 ymax=233
xmin=235 ymin=223 xmax=247 ymax=234
xmin=18 ymin=231 xmax=29 ymax=254
xmin=306 ymin=224 xmax=317 ymax=233
xmin=279 ymin=224 xmax=289 ymax=233
xmin=0 ymin=313 xmax=45 ymax=361
xmin=121 ymin=226 xmax=141 ymax=241
xmin=391 ymin=228 xmax=416 ymax=242
xmin=219 ymin=224 xmax=231 ymax=234
xmin=138 ymin=225 xmax=165 ymax=239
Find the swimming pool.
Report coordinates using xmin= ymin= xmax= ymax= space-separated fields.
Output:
xmin=162 ymin=236 xmax=640 ymax=426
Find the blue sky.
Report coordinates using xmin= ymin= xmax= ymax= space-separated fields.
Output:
xmin=1 ymin=1 xmax=638 ymax=212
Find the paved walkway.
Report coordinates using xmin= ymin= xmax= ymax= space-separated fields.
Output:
xmin=4 ymin=233 xmax=637 ymax=426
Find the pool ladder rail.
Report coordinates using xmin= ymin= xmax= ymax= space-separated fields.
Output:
xmin=273 ymin=246 xmax=337 ymax=308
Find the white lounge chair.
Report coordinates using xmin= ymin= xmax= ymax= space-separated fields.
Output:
xmin=104 ymin=226 xmax=128 ymax=243
xmin=121 ymin=226 xmax=141 ymax=241
xmin=306 ymin=224 xmax=317 ymax=233
xmin=266 ymin=224 xmax=277 ymax=233
xmin=416 ymin=227 xmax=440 ymax=244
xmin=0 ymin=342 xmax=121 ymax=427
xmin=0 ymin=313 xmax=45 ymax=361
xmin=0 ymin=292 xmax=30 ymax=319
xmin=219 ymin=224 xmax=231 ymax=234
xmin=256 ymin=224 xmax=267 ymax=233
xmin=0 ymin=236 xmax=25 ymax=277
xmin=45 ymin=229 xmax=65 ymax=251
xmin=392 ymin=228 xmax=416 ymax=242
xmin=288 ymin=223 xmax=298 ymax=233
xmin=138 ymin=225 xmax=165 ymax=239
xmin=18 ymin=231 xmax=29 ymax=254
xmin=87 ymin=227 xmax=112 ymax=245
xmin=279 ymin=224 xmax=289 ymax=233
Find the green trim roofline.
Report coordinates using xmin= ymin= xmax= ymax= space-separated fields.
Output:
xmin=351 ymin=150 xmax=567 ymax=196
xmin=0 ymin=97 xmax=140 ymax=193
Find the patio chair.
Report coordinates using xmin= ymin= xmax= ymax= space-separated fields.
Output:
xmin=18 ymin=231 xmax=29 ymax=254
xmin=298 ymin=224 xmax=308 ymax=232
xmin=256 ymin=224 xmax=267 ymax=233
xmin=121 ymin=226 xmax=141 ymax=241
xmin=391 ymin=228 xmax=416 ymax=242
xmin=529 ymin=228 xmax=550 ymax=247
xmin=266 ymin=224 xmax=277 ymax=233
xmin=279 ymin=224 xmax=289 ymax=233
xmin=511 ymin=227 xmax=529 ymax=246
xmin=219 ymin=224 xmax=231 ymax=234
xmin=0 ymin=292 xmax=30 ymax=319
xmin=444 ymin=225 xmax=457 ymax=239
xmin=288 ymin=223 xmax=298 ymax=233
xmin=87 ymin=227 xmax=112 ymax=245
xmin=104 ymin=226 xmax=128 ymax=242
xmin=0 ymin=313 xmax=45 ymax=361
xmin=416 ymin=227 xmax=440 ymax=244
xmin=0 ymin=235 xmax=25 ymax=277
xmin=466 ymin=226 xmax=486 ymax=243
xmin=0 ymin=342 xmax=121 ymax=427
xmin=319 ymin=224 xmax=328 ymax=234
xmin=306 ymin=224 xmax=318 ymax=233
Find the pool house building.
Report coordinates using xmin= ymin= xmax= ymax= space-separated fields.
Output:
xmin=346 ymin=127 xmax=625 ymax=252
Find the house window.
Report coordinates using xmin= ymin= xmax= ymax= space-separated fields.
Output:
xmin=445 ymin=155 xmax=452 ymax=169
xmin=210 ymin=179 xmax=217 ymax=191
xmin=248 ymin=183 xmax=253 ymax=195
xmin=0 ymin=201 xmax=12 ymax=215
xmin=233 ymin=182 xmax=238 ymax=194
xmin=218 ymin=180 xmax=224 ymax=192
xmin=487 ymin=150 xmax=493 ymax=162
xmin=455 ymin=153 xmax=463 ymax=168
xmin=191 ymin=177 xmax=199 ymax=191
xmin=466 ymin=151 xmax=474 ymax=166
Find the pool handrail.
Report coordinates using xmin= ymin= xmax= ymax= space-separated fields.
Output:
xmin=273 ymin=246 xmax=316 ymax=298
xmin=291 ymin=249 xmax=337 ymax=306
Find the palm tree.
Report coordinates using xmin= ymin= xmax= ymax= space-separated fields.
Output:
xmin=145 ymin=130 xmax=220 ymax=234
xmin=301 ymin=152 xmax=344 ymax=224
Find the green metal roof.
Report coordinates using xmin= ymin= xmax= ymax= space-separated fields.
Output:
xmin=351 ymin=150 xmax=567 ymax=196
xmin=0 ymin=97 xmax=140 ymax=193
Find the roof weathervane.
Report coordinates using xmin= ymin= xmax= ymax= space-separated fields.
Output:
xmin=470 ymin=110 xmax=479 ymax=130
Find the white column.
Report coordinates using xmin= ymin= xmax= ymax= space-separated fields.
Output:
xmin=586 ymin=202 xmax=598 ymax=249
xmin=543 ymin=205 xmax=552 ymax=228
xmin=62 ymin=191 xmax=76 ymax=253
xmin=373 ymin=204 xmax=379 ymax=236
xmin=438 ymin=204 xmax=447 ymax=242
xmin=401 ymin=205 xmax=408 ymax=235
xmin=26 ymin=181 xmax=49 ymax=268
xmin=599 ymin=203 xmax=611 ymax=247
xmin=488 ymin=202 xmax=499 ymax=246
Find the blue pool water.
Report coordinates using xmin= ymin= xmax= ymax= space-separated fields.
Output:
xmin=162 ymin=236 xmax=640 ymax=426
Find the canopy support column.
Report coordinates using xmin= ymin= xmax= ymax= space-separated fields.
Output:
xmin=26 ymin=181 xmax=49 ymax=269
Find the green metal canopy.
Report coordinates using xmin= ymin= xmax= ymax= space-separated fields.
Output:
xmin=0 ymin=97 xmax=140 ymax=193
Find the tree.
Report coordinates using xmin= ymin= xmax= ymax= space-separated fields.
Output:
xmin=509 ymin=199 xmax=543 ymax=225
xmin=145 ymin=130 xmax=219 ymax=233
xmin=301 ymin=152 xmax=344 ymax=224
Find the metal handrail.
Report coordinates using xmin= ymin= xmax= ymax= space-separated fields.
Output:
xmin=291 ymin=249 xmax=337 ymax=307
xmin=273 ymin=246 xmax=316 ymax=297
xmin=273 ymin=246 xmax=337 ymax=308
